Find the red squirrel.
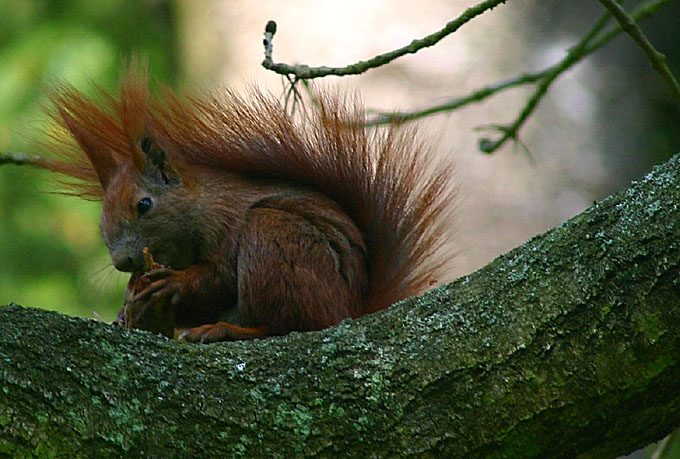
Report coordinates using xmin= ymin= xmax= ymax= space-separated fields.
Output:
xmin=39 ymin=66 xmax=456 ymax=343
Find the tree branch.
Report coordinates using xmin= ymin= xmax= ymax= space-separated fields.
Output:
xmin=261 ymin=0 xmax=509 ymax=79
xmin=2 ymin=151 xmax=680 ymax=457
xmin=475 ymin=10 xmax=612 ymax=154
xmin=597 ymin=0 xmax=680 ymax=105
xmin=260 ymin=0 xmax=674 ymax=155
xmin=0 ymin=151 xmax=40 ymax=166
xmin=367 ymin=0 xmax=674 ymax=155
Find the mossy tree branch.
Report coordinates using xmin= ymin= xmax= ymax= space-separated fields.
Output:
xmin=2 ymin=152 xmax=680 ymax=457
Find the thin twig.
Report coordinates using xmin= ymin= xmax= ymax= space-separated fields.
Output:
xmin=476 ymin=10 xmax=613 ymax=153
xmin=478 ymin=0 xmax=673 ymax=154
xmin=0 ymin=151 xmax=40 ymax=166
xmin=261 ymin=0 xmax=509 ymax=79
xmin=371 ymin=0 xmax=670 ymax=126
xmin=365 ymin=70 xmax=546 ymax=126
xmin=283 ymin=75 xmax=305 ymax=115
xmin=367 ymin=0 xmax=672 ymax=154
xmin=597 ymin=0 xmax=680 ymax=105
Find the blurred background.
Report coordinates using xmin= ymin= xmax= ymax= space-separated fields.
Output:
xmin=0 ymin=1 xmax=678 ymax=455
xmin=0 ymin=0 xmax=678 ymax=316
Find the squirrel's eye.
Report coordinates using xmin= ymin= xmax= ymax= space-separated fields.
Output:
xmin=137 ymin=197 xmax=153 ymax=216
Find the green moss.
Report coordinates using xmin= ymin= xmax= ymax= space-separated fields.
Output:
xmin=643 ymin=355 xmax=675 ymax=380
xmin=0 ymin=441 xmax=17 ymax=456
xmin=233 ymin=435 xmax=248 ymax=456
xmin=32 ymin=438 xmax=61 ymax=458
xmin=0 ymin=407 xmax=12 ymax=427
xmin=354 ymin=415 xmax=371 ymax=431
xmin=274 ymin=403 xmax=313 ymax=439
xmin=635 ymin=313 xmax=665 ymax=344
xmin=329 ymin=403 xmax=345 ymax=418
xmin=493 ymin=428 xmax=542 ymax=458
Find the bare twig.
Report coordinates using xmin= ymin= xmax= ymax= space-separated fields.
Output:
xmin=367 ymin=0 xmax=672 ymax=154
xmin=476 ymin=10 xmax=613 ymax=153
xmin=261 ymin=0 xmax=509 ymax=79
xmin=477 ymin=0 xmax=673 ymax=154
xmin=0 ymin=151 xmax=40 ymax=166
xmin=597 ymin=0 xmax=680 ymax=105
xmin=282 ymin=75 xmax=305 ymax=115
xmin=365 ymin=70 xmax=547 ymax=126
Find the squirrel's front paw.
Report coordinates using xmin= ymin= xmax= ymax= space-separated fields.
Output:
xmin=123 ymin=267 xmax=179 ymax=338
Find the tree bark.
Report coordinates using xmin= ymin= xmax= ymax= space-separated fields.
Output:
xmin=1 ymin=153 xmax=680 ymax=458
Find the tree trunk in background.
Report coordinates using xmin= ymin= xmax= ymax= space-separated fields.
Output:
xmin=1 ymin=153 xmax=679 ymax=457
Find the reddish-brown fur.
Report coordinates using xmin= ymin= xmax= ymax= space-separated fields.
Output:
xmin=39 ymin=65 xmax=456 ymax=342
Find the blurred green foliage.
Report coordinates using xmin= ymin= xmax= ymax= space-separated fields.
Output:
xmin=0 ymin=0 xmax=178 ymax=320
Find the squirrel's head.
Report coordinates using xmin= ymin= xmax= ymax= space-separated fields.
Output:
xmin=43 ymin=68 xmax=205 ymax=273
xmin=98 ymin=134 xmax=201 ymax=272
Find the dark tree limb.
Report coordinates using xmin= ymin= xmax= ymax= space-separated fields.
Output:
xmin=2 ymin=153 xmax=680 ymax=457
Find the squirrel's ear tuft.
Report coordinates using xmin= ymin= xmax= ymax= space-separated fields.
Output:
xmin=118 ymin=60 xmax=150 ymax=169
xmin=58 ymin=107 xmax=119 ymax=191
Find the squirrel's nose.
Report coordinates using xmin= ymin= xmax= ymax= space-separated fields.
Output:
xmin=111 ymin=250 xmax=141 ymax=272
xmin=112 ymin=254 xmax=134 ymax=272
